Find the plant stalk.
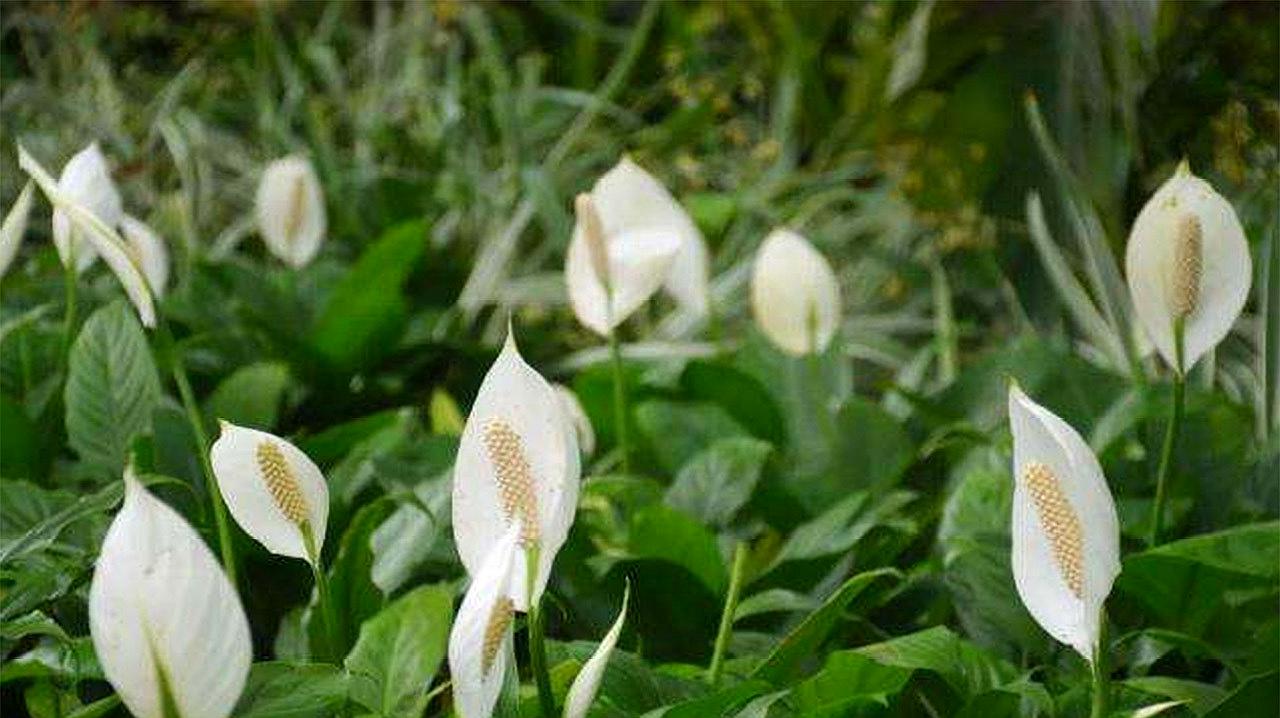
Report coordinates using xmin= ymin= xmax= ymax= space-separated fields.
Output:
xmin=609 ymin=332 xmax=631 ymax=473
xmin=1090 ymin=610 xmax=1110 ymax=718
xmin=304 ymin=525 xmax=340 ymax=663
xmin=1148 ymin=319 xmax=1186 ymax=548
xmin=526 ymin=548 xmax=556 ymax=718
xmin=61 ymin=257 xmax=77 ymax=358
xmin=708 ymin=542 xmax=749 ymax=685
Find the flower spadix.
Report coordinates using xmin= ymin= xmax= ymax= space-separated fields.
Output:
xmin=563 ymin=583 xmax=629 ymax=718
xmin=89 ymin=470 xmax=251 ymax=718
xmin=51 ymin=142 xmax=124 ymax=273
xmin=120 ymin=215 xmax=169 ymax=297
xmin=1125 ymin=161 xmax=1251 ymax=373
xmin=566 ymin=178 xmax=683 ymax=337
xmin=452 ymin=328 xmax=580 ymax=611
xmin=255 ymin=155 xmax=326 ymax=269
xmin=210 ymin=421 xmax=330 ymax=563
xmin=1008 ymin=384 xmax=1119 ymax=661
xmin=750 ymin=229 xmax=841 ymax=355
xmin=448 ymin=526 xmax=521 ymax=718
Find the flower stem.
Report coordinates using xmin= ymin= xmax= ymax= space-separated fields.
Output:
xmin=304 ymin=525 xmax=340 ymax=663
xmin=1148 ymin=319 xmax=1186 ymax=548
xmin=708 ymin=542 xmax=748 ymax=685
xmin=525 ymin=549 xmax=556 ymax=718
xmin=1090 ymin=611 xmax=1110 ymax=718
xmin=60 ymin=259 xmax=77 ymax=358
xmin=609 ymin=332 xmax=631 ymax=474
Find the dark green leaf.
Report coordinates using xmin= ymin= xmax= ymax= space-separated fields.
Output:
xmin=234 ymin=662 xmax=350 ymax=718
xmin=665 ymin=437 xmax=772 ymax=527
xmin=345 ymin=582 xmax=453 ymax=717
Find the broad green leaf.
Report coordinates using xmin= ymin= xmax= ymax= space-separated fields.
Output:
xmin=772 ymin=491 xmax=916 ymax=566
xmin=0 ymin=636 xmax=101 ymax=683
xmin=234 ymin=662 xmax=350 ymax=718
xmin=628 ymin=504 xmax=728 ymax=594
xmin=345 ymin=583 xmax=453 ymax=718
xmin=665 ymin=437 xmax=772 ymax=527
xmin=734 ymin=588 xmax=819 ymax=622
xmin=0 ymin=480 xmax=121 ymax=565
xmin=309 ymin=499 xmax=395 ymax=658
xmin=545 ymin=641 xmax=706 ymax=715
xmin=752 ymin=568 xmax=899 ymax=685
xmin=635 ymin=400 xmax=750 ymax=475
xmin=1202 ymin=672 xmax=1278 ymax=717
xmin=64 ymin=301 xmax=162 ymax=474
xmin=856 ymin=626 xmax=1018 ymax=698
xmin=1123 ymin=676 xmax=1227 ymax=715
xmin=792 ymin=650 xmax=913 ymax=713
xmin=641 ymin=680 xmax=772 ymax=718
xmin=679 ymin=361 xmax=785 ymax=447
xmin=371 ymin=473 xmax=451 ymax=594
xmin=0 ymin=395 xmax=39 ymax=480
xmin=205 ymin=361 xmax=291 ymax=430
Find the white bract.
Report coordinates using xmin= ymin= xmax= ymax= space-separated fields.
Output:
xmin=255 ymin=155 xmax=326 ymax=268
xmin=89 ymin=470 xmax=251 ymax=718
xmin=1124 ymin=161 xmax=1252 ymax=373
xmin=18 ymin=145 xmax=155 ymax=328
xmin=452 ymin=328 xmax=580 ymax=611
xmin=554 ymin=383 xmax=596 ymax=457
xmin=565 ymin=187 xmax=682 ymax=337
xmin=0 ymin=181 xmax=35 ymax=278
xmin=120 ymin=214 xmax=170 ymax=297
xmin=1008 ymin=384 xmax=1120 ymax=662
xmin=210 ymin=421 xmax=330 ymax=563
xmin=563 ymin=584 xmax=629 ymax=718
xmin=448 ymin=526 xmax=520 ymax=718
xmin=750 ymin=229 xmax=841 ymax=355
xmin=51 ymin=142 xmax=124 ymax=273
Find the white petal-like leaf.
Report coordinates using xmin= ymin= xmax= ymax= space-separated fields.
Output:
xmin=750 ymin=229 xmax=841 ymax=355
xmin=18 ymin=145 xmax=155 ymax=327
xmin=210 ymin=421 xmax=330 ymax=562
xmin=452 ymin=328 xmax=580 ymax=611
xmin=554 ymin=383 xmax=596 ymax=457
xmin=120 ymin=214 xmax=170 ymax=297
xmin=1008 ymin=384 xmax=1119 ymax=661
xmin=448 ymin=526 xmax=520 ymax=718
xmin=1124 ymin=162 xmax=1252 ymax=372
xmin=563 ymin=583 xmax=629 ymax=718
xmin=89 ymin=471 xmax=252 ymax=718
xmin=0 ymin=181 xmax=35 ymax=278
xmin=51 ymin=142 xmax=124 ymax=273
xmin=255 ymin=156 xmax=326 ymax=269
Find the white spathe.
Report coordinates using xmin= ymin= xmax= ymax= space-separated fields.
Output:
xmin=1008 ymin=384 xmax=1119 ymax=662
xmin=120 ymin=215 xmax=170 ymax=297
xmin=1124 ymin=162 xmax=1252 ymax=373
xmin=554 ymin=383 xmax=596 ymax=457
xmin=562 ymin=583 xmax=629 ymax=718
xmin=89 ymin=470 xmax=251 ymax=718
xmin=18 ymin=145 xmax=155 ymax=328
xmin=255 ymin=155 xmax=326 ymax=269
xmin=452 ymin=327 xmax=580 ymax=611
xmin=210 ymin=421 xmax=330 ymax=563
xmin=750 ymin=229 xmax=841 ymax=355
xmin=566 ymin=186 xmax=683 ymax=337
xmin=52 ymin=143 xmax=124 ymax=273
xmin=448 ymin=526 xmax=520 ymax=718
xmin=0 ymin=181 xmax=35 ymax=278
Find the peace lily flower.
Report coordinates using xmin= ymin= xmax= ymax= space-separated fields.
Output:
xmin=1124 ymin=161 xmax=1252 ymax=374
xmin=89 ymin=469 xmax=251 ymax=718
xmin=51 ymin=142 xmax=124 ymax=273
xmin=120 ymin=214 xmax=170 ymax=297
xmin=18 ymin=145 xmax=155 ymax=327
xmin=448 ymin=526 xmax=521 ymax=718
xmin=1008 ymin=384 xmax=1119 ymax=661
xmin=210 ymin=421 xmax=330 ymax=564
xmin=565 ymin=188 xmax=682 ymax=338
xmin=750 ymin=229 xmax=841 ymax=355
xmin=0 ymin=181 xmax=34 ymax=278
xmin=554 ymin=383 xmax=596 ymax=457
xmin=255 ymin=155 xmax=326 ymax=269
xmin=452 ymin=328 xmax=580 ymax=611
xmin=562 ymin=584 xmax=629 ymax=718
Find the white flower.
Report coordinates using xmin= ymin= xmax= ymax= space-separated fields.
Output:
xmin=553 ymin=383 xmax=596 ymax=457
xmin=563 ymin=583 xmax=629 ymax=718
xmin=255 ymin=155 xmax=326 ymax=269
xmin=210 ymin=421 xmax=330 ymax=563
xmin=0 ymin=181 xmax=35 ymax=278
xmin=51 ymin=142 xmax=124 ymax=273
xmin=1124 ymin=161 xmax=1252 ymax=373
xmin=565 ymin=186 xmax=682 ymax=338
xmin=750 ymin=229 xmax=841 ymax=355
xmin=448 ymin=526 xmax=520 ymax=718
xmin=452 ymin=327 xmax=580 ymax=611
xmin=120 ymin=214 xmax=169 ymax=297
xmin=1008 ymin=384 xmax=1120 ymax=662
xmin=89 ymin=469 xmax=251 ymax=718
xmin=18 ymin=145 xmax=155 ymax=328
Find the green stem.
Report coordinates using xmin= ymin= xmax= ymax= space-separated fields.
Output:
xmin=525 ymin=548 xmax=555 ymax=718
xmin=61 ymin=259 xmax=77 ymax=358
xmin=1147 ymin=319 xmax=1186 ymax=548
xmin=609 ymin=332 xmax=631 ymax=474
xmin=1090 ymin=610 xmax=1110 ymax=718
xmin=708 ymin=543 xmax=748 ymax=685
xmin=162 ymin=323 xmax=238 ymax=585
xmin=304 ymin=525 xmax=340 ymax=663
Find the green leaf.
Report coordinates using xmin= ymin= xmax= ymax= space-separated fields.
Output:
xmin=679 ymin=361 xmax=785 ymax=447
xmin=309 ymin=499 xmax=395 ymax=658
xmin=345 ymin=583 xmax=453 ymax=718
xmin=1203 ymin=672 xmax=1278 ymax=717
xmin=752 ymin=568 xmax=899 ymax=685
xmin=1123 ymin=676 xmax=1227 ymax=715
xmin=233 ymin=662 xmax=350 ymax=718
xmin=64 ymin=301 xmax=162 ymax=474
xmin=205 ymin=361 xmax=291 ymax=430
xmin=545 ymin=641 xmax=706 ymax=715
xmin=856 ymin=626 xmax=1018 ymax=698
xmin=628 ymin=504 xmax=728 ymax=594
xmin=792 ymin=650 xmax=913 ymax=713
xmin=635 ymin=400 xmax=750 ymax=475
xmin=0 ymin=479 xmax=121 ymax=565
xmin=734 ymin=588 xmax=819 ymax=622
xmin=642 ymin=680 xmax=773 ymax=718
xmin=772 ymin=491 xmax=915 ymax=566
xmin=665 ymin=437 xmax=772 ymax=527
